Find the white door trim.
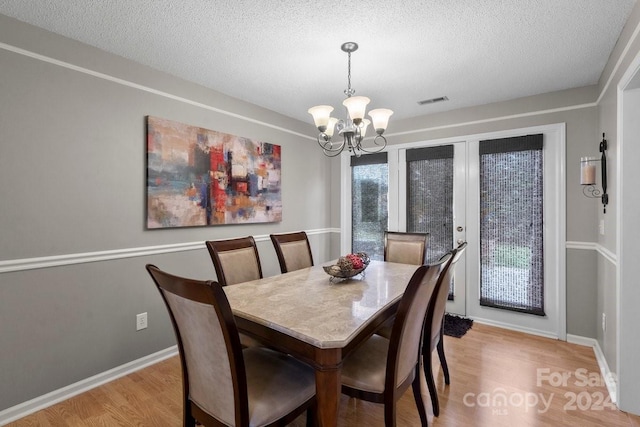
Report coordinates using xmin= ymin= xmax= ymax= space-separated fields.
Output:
xmin=615 ymin=45 xmax=640 ymax=415
xmin=341 ymin=123 xmax=566 ymax=339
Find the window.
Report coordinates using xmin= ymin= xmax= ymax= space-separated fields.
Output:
xmin=479 ymin=134 xmax=544 ymax=315
xmin=406 ymin=145 xmax=454 ymax=264
xmin=351 ymin=153 xmax=388 ymax=260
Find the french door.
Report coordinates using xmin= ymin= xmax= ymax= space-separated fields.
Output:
xmin=464 ymin=127 xmax=565 ymax=338
xmin=344 ymin=143 xmax=467 ymax=315
xmin=397 ymin=143 xmax=467 ymax=316
xmin=342 ymin=124 xmax=566 ymax=338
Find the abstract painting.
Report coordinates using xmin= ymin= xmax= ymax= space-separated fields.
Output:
xmin=146 ymin=116 xmax=282 ymax=228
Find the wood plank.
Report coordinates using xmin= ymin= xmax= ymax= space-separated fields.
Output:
xmin=8 ymin=323 xmax=640 ymax=426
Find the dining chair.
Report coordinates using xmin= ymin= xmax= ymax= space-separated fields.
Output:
xmin=205 ymin=236 xmax=263 ymax=286
xmin=270 ymin=231 xmax=314 ymax=273
xmin=423 ymin=241 xmax=468 ymax=417
xmin=384 ymin=231 xmax=429 ymax=265
xmin=340 ymin=254 xmax=453 ymax=427
xmin=146 ymin=265 xmax=316 ymax=427
xmin=376 ymin=231 xmax=431 ymax=339
xmin=205 ymin=236 xmax=264 ymax=347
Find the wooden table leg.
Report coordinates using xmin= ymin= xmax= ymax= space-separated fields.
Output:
xmin=315 ymin=368 xmax=340 ymax=427
xmin=314 ymin=349 xmax=341 ymax=427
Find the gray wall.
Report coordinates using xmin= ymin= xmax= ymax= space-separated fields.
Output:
xmin=391 ymin=92 xmax=600 ymax=245
xmin=4 ymin=0 xmax=640 ymax=415
xmin=0 ymin=15 xmax=335 ymax=412
xmin=335 ymin=91 xmax=600 ymax=338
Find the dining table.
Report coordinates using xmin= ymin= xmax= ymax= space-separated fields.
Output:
xmin=223 ymin=259 xmax=420 ymax=427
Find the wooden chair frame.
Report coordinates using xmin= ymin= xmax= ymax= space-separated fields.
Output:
xmin=270 ymin=231 xmax=314 ymax=273
xmin=205 ymin=236 xmax=263 ymax=286
xmin=423 ymin=241 xmax=468 ymax=417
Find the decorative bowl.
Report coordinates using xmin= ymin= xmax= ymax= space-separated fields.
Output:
xmin=323 ymin=252 xmax=370 ymax=280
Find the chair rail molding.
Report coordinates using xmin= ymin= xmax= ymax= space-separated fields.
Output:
xmin=565 ymin=241 xmax=617 ymax=265
xmin=0 ymin=228 xmax=338 ymax=274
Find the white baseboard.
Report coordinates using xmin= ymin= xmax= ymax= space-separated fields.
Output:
xmin=565 ymin=334 xmax=596 ymax=347
xmin=0 ymin=346 xmax=178 ymax=426
xmin=566 ymin=334 xmax=618 ymax=404
xmin=471 ymin=317 xmax=559 ymax=340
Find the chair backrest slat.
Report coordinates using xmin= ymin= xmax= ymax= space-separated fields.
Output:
xmin=270 ymin=231 xmax=314 ymax=273
xmin=384 ymin=231 xmax=429 ymax=265
xmin=206 ymin=236 xmax=263 ymax=286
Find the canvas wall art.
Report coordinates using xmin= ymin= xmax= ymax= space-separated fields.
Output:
xmin=146 ymin=116 xmax=282 ymax=228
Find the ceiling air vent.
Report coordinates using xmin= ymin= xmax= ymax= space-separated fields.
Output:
xmin=417 ymin=96 xmax=449 ymax=105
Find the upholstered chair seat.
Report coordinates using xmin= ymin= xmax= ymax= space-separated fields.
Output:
xmin=243 ymin=347 xmax=315 ymax=426
xmin=341 ymin=334 xmax=395 ymax=394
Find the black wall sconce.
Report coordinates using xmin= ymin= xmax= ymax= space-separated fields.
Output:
xmin=580 ymin=133 xmax=608 ymax=213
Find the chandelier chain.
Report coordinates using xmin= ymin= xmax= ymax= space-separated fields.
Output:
xmin=347 ymin=51 xmax=352 ymax=95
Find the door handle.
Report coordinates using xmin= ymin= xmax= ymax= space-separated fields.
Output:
xmin=457 ymin=239 xmax=465 ymax=245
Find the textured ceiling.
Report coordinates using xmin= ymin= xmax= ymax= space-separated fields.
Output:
xmin=0 ymin=0 xmax=636 ymax=124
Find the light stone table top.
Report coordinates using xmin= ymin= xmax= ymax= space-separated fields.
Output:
xmin=223 ymin=260 xmax=419 ymax=348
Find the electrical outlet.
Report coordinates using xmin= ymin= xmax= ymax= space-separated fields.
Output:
xmin=602 ymin=313 xmax=606 ymax=332
xmin=136 ymin=312 xmax=148 ymax=331
xmin=599 ymin=220 xmax=605 ymax=236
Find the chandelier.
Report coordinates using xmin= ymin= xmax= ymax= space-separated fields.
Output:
xmin=308 ymin=42 xmax=393 ymax=157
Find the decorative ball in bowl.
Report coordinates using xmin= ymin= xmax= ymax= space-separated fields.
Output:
xmin=323 ymin=252 xmax=370 ymax=280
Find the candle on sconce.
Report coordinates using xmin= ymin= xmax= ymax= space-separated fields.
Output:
xmin=580 ymin=157 xmax=597 ymax=185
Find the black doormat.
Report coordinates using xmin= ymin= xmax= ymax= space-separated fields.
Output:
xmin=444 ymin=314 xmax=473 ymax=338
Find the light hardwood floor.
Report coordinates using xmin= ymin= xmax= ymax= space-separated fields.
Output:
xmin=8 ymin=323 xmax=640 ymax=426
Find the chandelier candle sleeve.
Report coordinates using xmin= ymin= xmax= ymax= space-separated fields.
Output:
xmin=580 ymin=157 xmax=597 ymax=185
xmin=579 ymin=133 xmax=608 ymax=213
